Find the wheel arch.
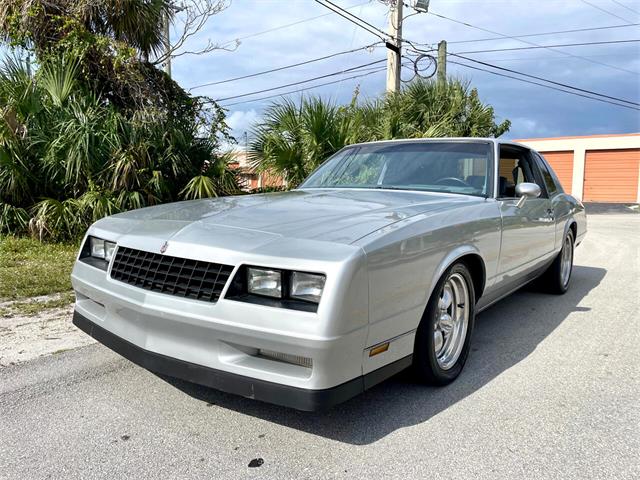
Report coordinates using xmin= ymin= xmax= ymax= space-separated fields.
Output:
xmin=563 ymin=218 xmax=577 ymax=244
xmin=429 ymin=246 xmax=486 ymax=304
xmin=568 ymin=220 xmax=577 ymax=241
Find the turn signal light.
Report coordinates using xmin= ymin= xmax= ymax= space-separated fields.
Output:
xmin=369 ymin=342 xmax=390 ymax=357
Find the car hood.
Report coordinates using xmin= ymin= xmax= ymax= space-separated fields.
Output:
xmin=96 ymin=189 xmax=483 ymax=246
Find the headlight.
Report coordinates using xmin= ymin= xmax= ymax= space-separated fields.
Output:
xmin=290 ymin=271 xmax=326 ymax=303
xmin=90 ymin=237 xmax=106 ymax=258
xmin=229 ymin=266 xmax=326 ymax=311
xmin=247 ymin=267 xmax=282 ymax=298
xmin=80 ymin=236 xmax=117 ymax=270
xmin=104 ymin=241 xmax=116 ymax=262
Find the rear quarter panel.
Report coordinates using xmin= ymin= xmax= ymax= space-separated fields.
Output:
xmin=352 ymin=200 xmax=502 ymax=370
xmin=552 ymin=193 xmax=587 ymax=250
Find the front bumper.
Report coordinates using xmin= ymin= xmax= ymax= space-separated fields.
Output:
xmin=71 ymin=253 xmax=369 ymax=388
xmin=73 ymin=311 xmax=411 ymax=411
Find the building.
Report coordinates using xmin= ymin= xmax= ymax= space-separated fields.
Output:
xmin=516 ymin=133 xmax=640 ymax=204
xmin=228 ymin=150 xmax=284 ymax=191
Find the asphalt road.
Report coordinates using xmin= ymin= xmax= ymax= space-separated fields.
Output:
xmin=1 ymin=214 xmax=638 ymax=480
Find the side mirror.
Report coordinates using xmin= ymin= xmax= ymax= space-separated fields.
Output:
xmin=515 ymin=182 xmax=541 ymax=207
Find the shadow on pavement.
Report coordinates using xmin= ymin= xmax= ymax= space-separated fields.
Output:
xmin=161 ymin=265 xmax=606 ymax=445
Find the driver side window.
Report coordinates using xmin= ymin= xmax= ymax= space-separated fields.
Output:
xmin=498 ymin=146 xmax=545 ymax=198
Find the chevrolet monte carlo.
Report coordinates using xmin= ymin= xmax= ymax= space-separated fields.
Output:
xmin=72 ymin=138 xmax=586 ymax=411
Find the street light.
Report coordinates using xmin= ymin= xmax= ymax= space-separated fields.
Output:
xmin=413 ymin=0 xmax=430 ymax=12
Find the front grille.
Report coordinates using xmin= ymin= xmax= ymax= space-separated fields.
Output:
xmin=110 ymin=247 xmax=234 ymax=303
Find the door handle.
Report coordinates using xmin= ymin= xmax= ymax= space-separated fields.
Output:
xmin=546 ymin=208 xmax=555 ymax=220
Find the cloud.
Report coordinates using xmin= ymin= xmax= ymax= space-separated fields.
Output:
xmin=226 ymin=108 xmax=259 ymax=135
xmin=172 ymin=0 xmax=640 ymax=139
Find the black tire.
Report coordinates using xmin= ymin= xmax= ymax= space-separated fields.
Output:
xmin=413 ymin=262 xmax=476 ymax=386
xmin=541 ymin=229 xmax=575 ymax=295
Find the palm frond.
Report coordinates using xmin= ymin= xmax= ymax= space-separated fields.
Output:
xmin=0 ymin=129 xmax=32 ymax=203
xmin=78 ymin=188 xmax=121 ymax=222
xmin=180 ymin=174 xmax=218 ymax=200
xmin=38 ymin=55 xmax=80 ymax=107
xmin=0 ymin=201 xmax=29 ymax=234
xmin=116 ymin=190 xmax=146 ymax=211
xmin=28 ymin=197 xmax=83 ymax=241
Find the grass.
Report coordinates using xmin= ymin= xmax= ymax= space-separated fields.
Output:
xmin=0 ymin=291 xmax=76 ymax=317
xmin=0 ymin=236 xmax=79 ymax=301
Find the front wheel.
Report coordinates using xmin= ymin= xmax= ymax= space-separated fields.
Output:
xmin=413 ymin=262 xmax=476 ymax=385
xmin=542 ymin=229 xmax=575 ymax=294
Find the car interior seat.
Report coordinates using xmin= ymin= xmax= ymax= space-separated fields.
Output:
xmin=499 ymin=176 xmax=516 ymax=197
xmin=465 ymin=175 xmax=485 ymax=191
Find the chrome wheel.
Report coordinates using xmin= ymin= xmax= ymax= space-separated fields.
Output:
xmin=560 ymin=235 xmax=573 ymax=287
xmin=433 ymin=272 xmax=470 ymax=370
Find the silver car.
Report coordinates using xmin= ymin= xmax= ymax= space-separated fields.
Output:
xmin=72 ymin=138 xmax=586 ymax=411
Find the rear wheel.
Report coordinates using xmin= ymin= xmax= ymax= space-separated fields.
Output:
xmin=413 ymin=262 xmax=476 ymax=385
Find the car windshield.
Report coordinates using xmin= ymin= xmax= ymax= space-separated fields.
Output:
xmin=299 ymin=141 xmax=492 ymax=197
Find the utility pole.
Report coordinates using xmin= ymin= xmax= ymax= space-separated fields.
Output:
xmin=437 ymin=40 xmax=447 ymax=84
xmin=386 ymin=0 xmax=403 ymax=93
xmin=163 ymin=12 xmax=172 ymax=77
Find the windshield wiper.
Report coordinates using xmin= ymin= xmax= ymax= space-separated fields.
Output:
xmin=374 ymin=185 xmax=411 ymax=191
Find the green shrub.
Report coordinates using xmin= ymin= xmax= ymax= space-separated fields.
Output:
xmin=0 ymin=1 xmax=239 ymax=241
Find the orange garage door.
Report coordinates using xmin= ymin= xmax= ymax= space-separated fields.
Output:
xmin=583 ymin=149 xmax=640 ymax=203
xmin=541 ymin=151 xmax=574 ymax=193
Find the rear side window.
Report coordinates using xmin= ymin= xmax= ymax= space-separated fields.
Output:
xmin=535 ymin=153 xmax=561 ymax=195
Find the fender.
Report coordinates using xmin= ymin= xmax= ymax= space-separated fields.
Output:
xmin=560 ymin=218 xmax=577 ymax=250
xmin=426 ymin=244 xmax=486 ymax=305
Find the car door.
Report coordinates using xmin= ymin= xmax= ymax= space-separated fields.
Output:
xmin=496 ymin=146 xmax=556 ymax=283
xmin=534 ymin=152 xmax=572 ymax=251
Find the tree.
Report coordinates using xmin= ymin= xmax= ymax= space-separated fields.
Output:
xmin=248 ymin=97 xmax=354 ymax=186
xmin=0 ymin=1 xmax=239 ymax=241
xmin=0 ymin=1 xmax=232 ymax=113
xmin=367 ymin=78 xmax=511 ymax=140
xmin=250 ymin=78 xmax=511 ymax=184
xmin=152 ymin=1 xmax=236 ymax=67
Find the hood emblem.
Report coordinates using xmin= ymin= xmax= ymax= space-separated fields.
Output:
xmin=160 ymin=241 xmax=169 ymax=254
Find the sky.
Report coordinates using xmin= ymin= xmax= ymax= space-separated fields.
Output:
xmin=148 ymin=1 xmax=638 ymax=143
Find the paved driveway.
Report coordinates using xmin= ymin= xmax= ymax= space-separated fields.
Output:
xmin=1 ymin=214 xmax=638 ymax=479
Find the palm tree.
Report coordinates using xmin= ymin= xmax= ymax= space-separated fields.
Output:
xmin=0 ymin=56 xmax=40 ymax=206
xmin=0 ymin=1 xmax=171 ymax=61
xmin=249 ymin=78 xmax=511 ymax=184
xmin=379 ymin=78 xmax=511 ymax=138
xmin=249 ymin=97 xmax=354 ymax=186
xmin=76 ymin=0 xmax=171 ymax=60
xmin=0 ymin=53 xmax=239 ymax=241
xmin=0 ymin=2 xmax=238 ymax=241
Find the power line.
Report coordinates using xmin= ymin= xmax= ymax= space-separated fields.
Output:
xmin=449 ymin=52 xmax=640 ymax=106
xmin=448 ymin=23 xmax=640 ymax=44
xmin=426 ymin=10 xmax=637 ymax=75
xmin=221 ymin=66 xmax=389 ymax=107
xmin=455 ymin=39 xmax=640 ymax=55
xmin=579 ymin=0 xmax=634 ymax=24
xmin=188 ymin=42 xmax=381 ymax=91
xmin=217 ymin=0 xmax=372 ymax=48
xmin=448 ymin=60 xmax=640 ymax=111
xmin=224 ymin=59 xmax=415 ymax=107
xmin=610 ymin=0 xmax=640 ymax=15
xmin=450 ymin=60 xmax=639 ymax=111
xmin=313 ymin=0 xmax=389 ymax=41
xmin=213 ymin=58 xmax=387 ymax=102
xmin=222 ymin=56 xmax=640 ymax=111
xmin=471 ymin=52 xmax=637 ymax=62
